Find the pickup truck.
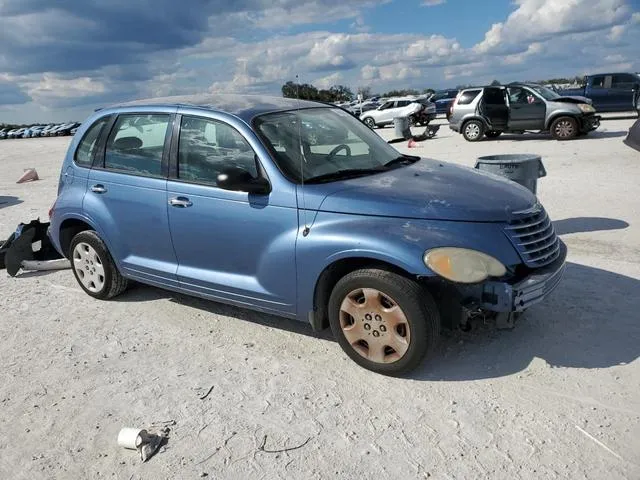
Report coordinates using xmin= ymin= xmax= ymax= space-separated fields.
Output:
xmin=559 ymin=73 xmax=640 ymax=114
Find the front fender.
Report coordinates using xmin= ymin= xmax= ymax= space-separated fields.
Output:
xmin=295 ymin=211 xmax=520 ymax=321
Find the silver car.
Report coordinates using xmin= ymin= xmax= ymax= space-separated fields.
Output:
xmin=448 ymin=83 xmax=601 ymax=141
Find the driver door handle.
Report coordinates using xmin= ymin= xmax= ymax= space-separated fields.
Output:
xmin=168 ymin=196 xmax=193 ymax=208
xmin=91 ymin=184 xmax=107 ymax=194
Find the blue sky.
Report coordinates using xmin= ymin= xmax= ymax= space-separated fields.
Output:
xmin=0 ymin=0 xmax=638 ymax=123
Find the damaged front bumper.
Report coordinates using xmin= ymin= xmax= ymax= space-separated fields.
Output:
xmin=473 ymin=240 xmax=567 ymax=313
xmin=581 ymin=114 xmax=601 ymax=132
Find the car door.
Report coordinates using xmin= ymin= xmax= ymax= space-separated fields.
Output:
xmin=610 ymin=74 xmax=639 ymax=112
xmin=587 ymin=75 xmax=611 ymax=111
xmin=506 ymin=87 xmax=545 ymax=130
xmin=373 ymin=101 xmax=394 ymax=123
xmin=85 ymin=111 xmax=180 ymax=289
xmin=166 ymin=112 xmax=298 ymax=316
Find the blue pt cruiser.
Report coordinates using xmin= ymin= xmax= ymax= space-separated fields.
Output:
xmin=49 ymin=95 xmax=566 ymax=375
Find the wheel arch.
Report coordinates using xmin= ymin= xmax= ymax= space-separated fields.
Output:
xmin=58 ymin=217 xmax=97 ymax=258
xmin=310 ymin=256 xmax=418 ymax=331
xmin=461 ymin=116 xmax=490 ymax=130
xmin=545 ymin=112 xmax=580 ymax=130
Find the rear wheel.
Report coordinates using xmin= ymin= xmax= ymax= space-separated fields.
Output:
xmin=485 ymin=130 xmax=502 ymax=139
xmin=550 ymin=116 xmax=578 ymax=140
xmin=328 ymin=269 xmax=440 ymax=376
xmin=462 ymin=120 xmax=485 ymax=142
xmin=363 ymin=117 xmax=376 ymax=129
xmin=70 ymin=230 xmax=128 ymax=300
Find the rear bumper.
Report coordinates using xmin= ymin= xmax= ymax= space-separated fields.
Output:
xmin=471 ymin=240 xmax=567 ymax=313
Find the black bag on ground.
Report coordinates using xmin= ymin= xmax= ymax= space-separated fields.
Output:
xmin=624 ymin=118 xmax=640 ymax=152
xmin=1 ymin=220 xmax=64 ymax=276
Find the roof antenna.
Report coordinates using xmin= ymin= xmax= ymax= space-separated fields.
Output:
xmin=295 ymin=75 xmax=310 ymax=237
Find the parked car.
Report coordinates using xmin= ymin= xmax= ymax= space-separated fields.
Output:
xmin=0 ymin=128 xmax=8 ymax=139
xmin=23 ymin=125 xmax=47 ymax=138
xmin=560 ymin=73 xmax=640 ymax=114
xmin=49 ymin=94 xmax=566 ymax=375
xmin=347 ymin=101 xmax=380 ymax=115
xmin=56 ymin=122 xmax=81 ymax=136
xmin=429 ymin=89 xmax=459 ymax=116
xmin=449 ymin=83 xmax=601 ymax=141
xmin=360 ymin=97 xmax=423 ymax=128
xmin=7 ymin=128 xmax=27 ymax=139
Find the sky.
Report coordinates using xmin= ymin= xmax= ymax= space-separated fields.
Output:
xmin=0 ymin=0 xmax=638 ymax=123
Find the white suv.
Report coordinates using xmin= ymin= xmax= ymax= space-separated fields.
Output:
xmin=360 ymin=97 xmax=416 ymax=128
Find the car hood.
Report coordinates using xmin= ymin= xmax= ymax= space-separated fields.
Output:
xmin=304 ymin=158 xmax=537 ymax=222
xmin=553 ymin=95 xmax=592 ymax=105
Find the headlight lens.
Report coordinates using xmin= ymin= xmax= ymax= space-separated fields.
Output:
xmin=424 ymin=248 xmax=506 ymax=284
xmin=578 ymin=103 xmax=595 ymax=113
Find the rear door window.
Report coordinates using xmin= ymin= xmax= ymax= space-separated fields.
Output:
xmin=612 ymin=74 xmax=636 ymax=89
xmin=457 ymin=89 xmax=481 ymax=105
xmin=177 ymin=116 xmax=257 ymax=185
xmin=74 ymin=117 xmax=109 ymax=167
xmin=104 ymin=114 xmax=170 ymax=177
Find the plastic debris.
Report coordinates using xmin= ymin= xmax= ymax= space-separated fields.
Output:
xmin=16 ymin=168 xmax=39 ymax=184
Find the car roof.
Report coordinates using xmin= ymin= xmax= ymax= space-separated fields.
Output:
xmin=107 ymin=94 xmax=326 ymax=122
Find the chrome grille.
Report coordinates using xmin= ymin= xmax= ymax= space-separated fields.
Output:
xmin=504 ymin=207 xmax=560 ymax=267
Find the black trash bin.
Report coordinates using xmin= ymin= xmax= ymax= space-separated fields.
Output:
xmin=475 ymin=154 xmax=546 ymax=194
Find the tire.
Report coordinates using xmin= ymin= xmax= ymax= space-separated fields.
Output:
xmin=462 ymin=119 xmax=485 ymax=142
xmin=328 ymin=269 xmax=440 ymax=376
xmin=485 ymin=130 xmax=502 ymax=138
xmin=69 ymin=230 xmax=128 ymax=300
xmin=550 ymin=116 xmax=578 ymax=140
xmin=363 ymin=117 xmax=376 ymax=129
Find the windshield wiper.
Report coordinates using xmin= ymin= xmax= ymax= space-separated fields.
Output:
xmin=383 ymin=155 xmax=420 ymax=168
xmin=305 ymin=168 xmax=386 ymax=184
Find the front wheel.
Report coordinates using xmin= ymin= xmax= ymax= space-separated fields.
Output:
xmin=328 ymin=269 xmax=440 ymax=376
xmin=462 ymin=120 xmax=485 ymax=141
xmin=550 ymin=116 xmax=578 ymax=140
xmin=70 ymin=230 xmax=128 ymax=300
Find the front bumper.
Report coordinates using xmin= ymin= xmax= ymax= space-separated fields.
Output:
xmin=473 ymin=240 xmax=567 ymax=313
xmin=581 ymin=114 xmax=601 ymax=132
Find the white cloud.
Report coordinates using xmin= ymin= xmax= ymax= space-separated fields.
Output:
xmin=474 ymin=0 xmax=632 ymax=54
xmin=27 ymin=75 xmax=105 ymax=101
xmin=421 ymin=0 xmax=446 ymax=5
xmin=315 ymin=72 xmax=344 ymax=89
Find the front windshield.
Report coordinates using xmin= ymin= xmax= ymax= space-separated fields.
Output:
xmin=254 ymin=107 xmax=407 ymax=183
xmin=530 ymin=85 xmax=560 ymax=101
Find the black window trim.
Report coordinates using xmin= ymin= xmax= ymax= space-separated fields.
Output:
xmin=169 ymin=113 xmax=269 ymax=190
xmin=73 ymin=114 xmax=112 ymax=169
xmin=92 ymin=111 xmax=175 ymax=179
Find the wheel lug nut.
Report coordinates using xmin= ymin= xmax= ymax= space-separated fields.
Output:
xmin=364 ymin=323 xmax=371 ymax=331
xmin=365 ymin=314 xmax=372 ymax=321
xmin=375 ymin=314 xmax=381 ymax=321
xmin=372 ymin=330 xmax=380 ymax=337
xmin=380 ymin=325 xmax=387 ymax=332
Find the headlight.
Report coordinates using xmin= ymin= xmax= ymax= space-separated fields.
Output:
xmin=424 ymin=248 xmax=506 ymax=284
xmin=578 ymin=103 xmax=595 ymax=113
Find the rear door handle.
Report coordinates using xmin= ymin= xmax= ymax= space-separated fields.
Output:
xmin=91 ymin=184 xmax=107 ymax=194
xmin=168 ymin=196 xmax=193 ymax=208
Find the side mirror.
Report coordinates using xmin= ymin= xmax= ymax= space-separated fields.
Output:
xmin=217 ymin=167 xmax=271 ymax=194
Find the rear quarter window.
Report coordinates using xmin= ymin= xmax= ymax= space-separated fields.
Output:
xmin=457 ymin=90 xmax=482 ymax=105
xmin=74 ymin=117 xmax=109 ymax=167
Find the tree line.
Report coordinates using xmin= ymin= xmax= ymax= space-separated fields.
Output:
xmin=282 ymin=75 xmax=586 ymax=102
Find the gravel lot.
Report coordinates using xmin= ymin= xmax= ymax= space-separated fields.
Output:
xmin=1 ymin=118 xmax=639 ymax=479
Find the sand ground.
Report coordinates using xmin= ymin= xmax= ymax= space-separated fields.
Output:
xmin=1 ymin=118 xmax=639 ymax=479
